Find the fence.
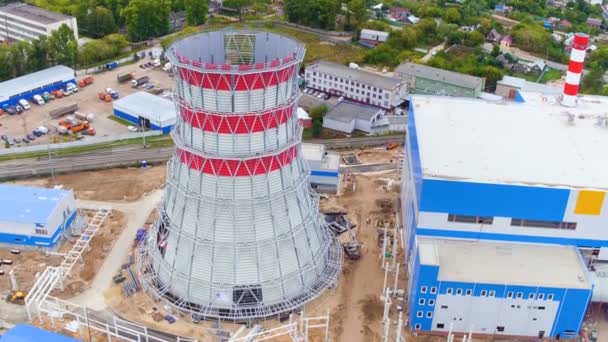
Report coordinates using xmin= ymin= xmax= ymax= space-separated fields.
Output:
xmin=0 ymin=131 xmax=163 ymax=155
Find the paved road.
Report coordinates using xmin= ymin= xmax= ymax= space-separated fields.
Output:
xmin=421 ymin=42 xmax=446 ymax=63
xmin=0 ymin=135 xmax=404 ymax=180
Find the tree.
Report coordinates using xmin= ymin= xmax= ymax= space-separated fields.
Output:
xmin=29 ymin=36 xmax=50 ymax=71
xmin=103 ymin=33 xmax=129 ymax=55
xmin=442 ymin=8 xmax=461 ymax=24
xmin=283 ymin=0 xmax=340 ymax=30
xmin=122 ymin=0 xmax=171 ymax=41
xmin=184 ymin=0 xmax=208 ymax=25
xmin=223 ymin=0 xmax=252 ymax=20
xmin=0 ymin=45 xmax=10 ymax=82
xmin=87 ymin=7 xmax=118 ymax=38
xmin=79 ymin=39 xmax=113 ymax=66
xmin=48 ymin=24 xmax=78 ymax=67
xmin=491 ymin=44 xmax=500 ymax=58
xmin=348 ymin=0 xmax=367 ymax=29
xmin=311 ymin=119 xmax=323 ymax=138
xmin=309 ymin=104 xmax=329 ymax=121
xmin=463 ymin=31 xmax=485 ymax=47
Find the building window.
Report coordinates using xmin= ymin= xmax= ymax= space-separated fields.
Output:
xmin=419 ymin=298 xmax=426 ymax=305
xmin=421 ymin=286 xmax=427 ymax=294
xmin=35 ymin=228 xmax=49 ymax=235
xmin=538 ymin=293 xmax=544 ymax=300
xmin=489 ymin=290 xmax=496 ymax=297
xmin=456 ymin=289 xmax=463 ymax=295
xmin=385 ymin=93 xmax=389 ymax=99
xmin=429 ymin=299 xmax=435 ymax=306
xmin=529 ymin=293 xmax=535 ymax=300
xmin=417 ymin=311 xmax=423 ymax=318
xmin=437 ymin=323 xmax=445 ymax=329
xmin=538 ymin=306 xmax=545 ymax=310
xmin=448 ymin=214 xmax=494 ymax=224
xmin=507 ymin=291 xmax=514 ymax=298
xmin=426 ymin=312 xmax=433 ymax=318
xmin=517 ymin=292 xmax=523 ymax=299
xmin=547 ymin=294 xmax=554 ymax=300
xmin=481 ymin=290 xmax=487 ymax=297
xmin=441 ymin=305 xmax=448 ymax=309
xmin=430 ymin=287 xmax=437 ymax=294
xmin=511 ymin=218 xmax=577 ymax=230
xmin=415 ymin=323 xmax=421 ymax=330
xmin=447 ymin=288 xmax=453 ymax=295
xmin=497 ymin=326 xmax=505 ymax=332
xmin=466 ymin=289 xmax=472 ymax=296
xmin=313 ymin=72 xmax=317 ymax=76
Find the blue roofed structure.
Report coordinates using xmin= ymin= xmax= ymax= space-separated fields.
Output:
xmin=0 ymin=324 xmax=79 ymax=342
xmin=0 ymin=65 xmax=75 ymax=108
xmin=0 ymin=185 xmax=77 ymax=248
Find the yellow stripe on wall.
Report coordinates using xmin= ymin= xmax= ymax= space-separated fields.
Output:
xmin=574 ymin=190 xmax=606 ymax=216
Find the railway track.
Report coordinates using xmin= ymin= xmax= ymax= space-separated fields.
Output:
xmin=0 ymin=135 xmax=404 ymax=180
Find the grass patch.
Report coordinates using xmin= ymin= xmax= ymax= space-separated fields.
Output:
xmin=302 ymin=128 xmax=313 ymax=139
xmin=540 ymin=68 xmax=563 ymax=84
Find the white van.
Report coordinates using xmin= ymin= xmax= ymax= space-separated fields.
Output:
xmin=18 ymin=99 xmax=31 ymax=110
xmin=33 ymin=95 xmax=45 ymax=105
xmin=66 ymin=82 xmax=78 ymax=93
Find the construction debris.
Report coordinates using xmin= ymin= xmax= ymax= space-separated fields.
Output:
xmin=324 ymin=211 xmax=356 ymax=236
xmin=342 ymin=154 xmax=361 ymax=165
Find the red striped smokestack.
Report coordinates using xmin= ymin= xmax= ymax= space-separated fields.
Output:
xmin=562 ymin=33 xmax=589 ymax=107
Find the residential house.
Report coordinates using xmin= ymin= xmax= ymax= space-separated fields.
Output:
xmin=559 ymin=19 xmax=572 ymax=30
xmin=388 ymin=7 xmax=410 ymax=23
xmin=527 ymin=60 xmax=546 ymax=74
xmin=407 ymin=15 xmax=420 ymax=24
xmin=586 ymin=17 xmax=603 ymax=29
xmin=487 ymin=29 xmax=502 ymax=42
xmin=552 ymin=32 xmax=563 ymax=43
xmin=500 ymin=35 xmax=512 ymax=52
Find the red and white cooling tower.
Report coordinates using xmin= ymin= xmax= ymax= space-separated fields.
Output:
xmin=136 ymin=31 xmax=343 ymax=321
xmin=562 ymin=33 xmax=589 ymax=107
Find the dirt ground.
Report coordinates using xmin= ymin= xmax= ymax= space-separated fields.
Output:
xmin=13 ymin=165 xmax=167 ymax=201
xmin=0 ymin=61 xmax=175 ymax=147
xmin=0 ymin=209 xmax=126 ymax=300
xmin=342 ymin=146 xmax=404 ymax=165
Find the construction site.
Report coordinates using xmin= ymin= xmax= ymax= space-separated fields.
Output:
xmin=0 ymin=29 xmax=415 ymax=342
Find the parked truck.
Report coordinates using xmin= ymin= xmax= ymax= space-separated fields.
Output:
xmin=106 ymin=61 xmax=119 ymax=70
xmin=105 ymin=87 xmax=119 ymax=99
xmin=98 ymin=92 xmax=112 ymax=102
xmin=78 ymin=76 xmax=94 ymax=88
xmin=49 ymin=103 xmax=78 ymax=119
xmin=74 ymin=112 xmax=95 ymax=122
xmin=117 ymin=72 xmax=133 ymax=83
xmin=131 ymin=76 xmax=149 ymax=88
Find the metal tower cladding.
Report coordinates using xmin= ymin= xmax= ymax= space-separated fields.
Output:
xmin=136 ymin=30 xmax=343 ymax=320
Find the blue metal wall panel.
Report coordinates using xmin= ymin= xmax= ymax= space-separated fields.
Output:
xmin=420 ymin=179 xmax=570 ymax=221
xmin=0 ymin=80 xmax=74 ymax=108
xmin=0 ymin=210 xmax=76 ymax=248
xmin=310 ymin=170 xmax=339 ymax=177
xmin=551 ymin=288 xmax=592 ymax=338
xmin=409 ymin=253 xmax=440 ymax=331
xmin=114 ymin=109 xmax=173 ymax=134
xmin=416 ymin=228 xmax=608 ymax=248
xmin=408 ymin=103 xmax=423 ymax=205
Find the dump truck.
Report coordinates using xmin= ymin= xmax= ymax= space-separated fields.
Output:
xmin=59 ymin=117 xmax=90 ymax=133
xmin=98 ymin=92 xmax=112 ymax=102
xmin=49 ymin=103 xmax=78 ymax=119
xmin=78 ymin=76 xmax=94 ymax=87
xmin=131 ymin=76 xmax=149 ymax=88
xmin=6 ymin=291 xmax=27 ymax=305
xmin=117 ymin=72 xmax=133 ymax=83
xmin=51 ymin=89 xmax=64 ymax=98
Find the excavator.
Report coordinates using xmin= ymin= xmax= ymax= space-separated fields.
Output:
xmin=6 ymin=290 xmax=27 ymax=305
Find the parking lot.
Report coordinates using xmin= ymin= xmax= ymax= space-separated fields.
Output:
xmin=299 ymin=87 xmax=339 ymax=111
xmin=0 ymin=59 xmax=176 ymax=148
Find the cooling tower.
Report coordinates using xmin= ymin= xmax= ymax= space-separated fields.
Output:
xmin=136 ymin=30 xmax=343 ymax=320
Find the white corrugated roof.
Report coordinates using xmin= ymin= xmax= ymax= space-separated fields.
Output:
xmin=113 ymin=92 xmax=176 ymax=127
xmin=0 ymin=65 xmax=74 ymax=103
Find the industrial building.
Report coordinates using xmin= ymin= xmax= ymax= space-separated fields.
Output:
xmin=496 ymin=75 xmax=561 ymax=99
xmin=0 ymin=185 xmax=77 ymax=248
xmin=402 ymin=33 xmax=601 ymax=338
xmin=410 ymin=238 xmax=592 ymax=338
xmin=302 ymin=143 xmax=340 ymax=192
xmin=0 ymin=65 xmax=75 ymax=108
xmin=113 ymin=92 xmax=176 ymax=134
xmin=395 ymin=62 xmax=485 ymax=97
xmin=137 ymin=30 xmax=342 ymax=321
xmin=323 ymin=101 xmax=386 ymax=134
xmin=304 ymin=60 xmax=406 ymax=110
xmin=0 ymin=3 xmax=78 ymax=42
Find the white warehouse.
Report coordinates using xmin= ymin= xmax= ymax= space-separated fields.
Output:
xmin=113 ymin=92 xmax=177 ymax=134
xmin=0 ymin=3 xmax=78 ymax=42
xmin=0 ymin=185 xmax=77 ymax=248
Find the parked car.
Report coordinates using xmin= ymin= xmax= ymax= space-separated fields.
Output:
xmin=316 ymin=93 xmax=324 ymax=99
xmin=3 ymin=106 xmax=16 ymax=115
xmin=66 ymin=82 xmax=78 ymax=93
xmin=26 ymin=134 xmax=35 ymax=141
xmin=323 ymin=93 xmax=331 ymax=100
xmin=13 ymin=137 xmax=21 ymax=144
xmin=15 ymin=105 xmax=23 ymax=113
xmin=22 ymin=138 xmax=30 ymax=144
xmin=18 ymin=99 xmax=31 ymax=110
xmin=32 ymin=95 xmax=45 ymax=105
xmin=1 ymin=135 xmax=8 ymax=142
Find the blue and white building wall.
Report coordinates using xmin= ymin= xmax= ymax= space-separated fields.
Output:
xmin=0 ymin=65 xmax=75 ymax=107
xmin=408 ymin=241 xmax=593 ymax=338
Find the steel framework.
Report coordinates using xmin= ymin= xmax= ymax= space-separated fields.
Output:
xmin=137 ymin=30 xmax=343 ymax=321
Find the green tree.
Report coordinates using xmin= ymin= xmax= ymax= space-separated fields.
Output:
xmin=491 ymin=44 xmax=500 ymax=57
xmin=314 ymin=0 xmax=339 ymax=30
xmin=463 ymin=31 xmax=485 ymax=47
xmin=122 ymin=0 xmax=171 ymax=41
xmin=48 ymin=24 xmax=78 ymax=67
xmin=87 ymin=7 xmax=118 ymax=38
xmin=311 ymin=119 xmax=323 ymax=138
xmin=442 ymin=8 xmax=461 ymax=24
xmin=184 ymin=0 xmax=208 ymax=25
xmin=79 ymin=39 xmax=113 ymax=66
xmin=29 ymin=36 xmax=50 ymax=71
xmin=223 ymin=0 xmax=252 ymax=20
xmin=309 ymin=104 xmax=329 ymax=121
xmin=102 ymin=33 xmax=129 ymax=55
xmin=348 ymin=0 xmax=367 ymax=28
xmin=0 ymin=45 xmax=10 ymax=81
xmin=8 ymin=41 xmax=30 ymax=77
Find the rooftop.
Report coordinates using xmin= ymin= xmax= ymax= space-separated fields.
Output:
xmin=497 ymin=76 xmax=562 ymax=95
xmin=0 ymin=65 xmax=74 ymax=102
xmin=0 ymin=185 xmax=72 ymax=225
xmin=360 ymin=29 xmax=389 ymax=39
xmin=113 ymin=92 xmax=177 ymax=125
xmin=0 ymin=324 xmax=79 ymax=342
xmin=411 ymin=93 xmax=608 ymax=189
xmin=418 ymin=237 xmax=591 ymax=289
xmin=307 ymin=60 xmax=403 ymax=90
xmin=0 ymin=3 xmax=73 ymax=25
xmin=325 ymin=101 xmax=382 ymax=123
xmin=302 ymin=143 xmax=326 ymax=162
xmin=395 ymin=62 xmax=484 ymax=89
